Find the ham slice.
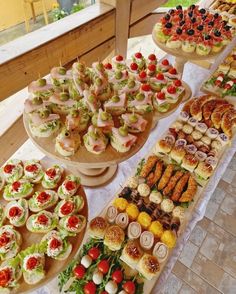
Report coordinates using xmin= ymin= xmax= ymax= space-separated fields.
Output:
xmin=129 ymin=91 xmax=152 ymax=107
xmin=104 ymin=93 xmax=126 ymax=108
xmin=49 ymin=93 xmax=76 ymax=106
xmin=92 ymin=62 xmax=106 ymax=78
xmin=93 ymin=77 xmax=109 ymax=95
xmin=83 ymin=90 xmax=99 ymax=113
xmin=50 ymin=67 xmax=72 ymax=80
xmin=87 ymin=126 xmax=107 ymax=152
xmin=72 ymin=75 xmax=87 ymax=96
xmin=24 ymin=98 xmax=51 ymax=113
xmin=119 ymin=81 xmax=141 ymax=94
xmin=111 ymin=127 xmax=137 ymax=147
xmin=30 ymin=113 xmax=60 ymax=126
xmin=97 ymin=109 xmax=114 ymax=128
xmin=28 ymin=81 xmax=53 ymax=93
xmin=109 ymin=70 xmax=128 ymax=84
xmin=65 ymin=113 xmax=80 ymax=131
xmin=121 ymin=113 xmax=147 ymax=132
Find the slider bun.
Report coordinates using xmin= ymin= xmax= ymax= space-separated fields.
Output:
xmin=88 ymin=217 xmax=108 ymax=239
xmin=104 ymin=225 xmax=125 ymax=251
xmin=120 ymin=240 xmax=143 ymax=268
xmin=170 ymin=146 xmax=186 ymax=163
xmin=155 ymin=139 xmax=172 ymax=155
xmin=137 ymin=254 xmax=160 ymax=280
xmin=195 ymin=161 xmax=213 ymax=180
xmin=181 ymin=154 xmax=198 ymax=172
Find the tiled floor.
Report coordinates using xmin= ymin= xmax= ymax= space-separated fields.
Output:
xmin=162 ymin=153 xmax=236 ymax=294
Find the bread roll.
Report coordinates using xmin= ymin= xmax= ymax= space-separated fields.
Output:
xmin=88 ymin=217 xmax=108 ymax=239
xmin=104 ymin=225 xmax=125 ymax=251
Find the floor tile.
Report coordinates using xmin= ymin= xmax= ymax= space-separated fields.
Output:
xmin=214 ymin=209 xmax=236 ymax=237
xmin=200 ymin=233 xmax=220 ymax=260
xmin=178 ymin=283 xmax=197 ymax=294
xmin=219 ymin=273 xmax=236 ymax=294
xmin=205 ymin=200 xmax=219 ymax=221
xmin=179 ymin=241 xmax=199 ymax=268
xmin=161 ymin=273 xmax=183 ymax=294
xmin=220 ymin=193 xmax=236 ymax=216
xmin=189 ymin=224 xmax=207 ymax=247
xmin=207 ymin=222 xmax=227 ymax=241
xmin=210 ymin=187 xmax=226 ymax=205
xmin=222 ymin=168 xmax=235 ymax=184
xmin=172 ymin=261 xmax=188 ymax=280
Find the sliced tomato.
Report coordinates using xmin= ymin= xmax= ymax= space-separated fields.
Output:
xmin=61 ymin=201 xmax=74 ymax=216
xmin=68 ymin=215 xmax=79 ymax=228
xmin=148 ymin=64 xmax=156 ymax=72
xmin=162 ymin=59 xmax=169 ymax=66
xmin=104 ymin=63 xmax=112 ymax=70
xmin=37 ymin=214 xmax=49 ymax=225
xmin=3 ymin=164 xmax=15 ymax=174
xmin=45 ymin=168 xmax=56 ymax=178
xmin=9 ymin=206 xmax=22 ymax=218
xmin=141 ymin=84 xmax=151 ymax=91
xmin=26 ymin=256 xmax=39 ymax=270
xmin=167 ymin=85 xmax=177 ymax=94
xmin=139 ymin=71 xmax=147 ymax=79
xmin=25 ymin=164 xmax=38 ymax=173
xmin=156 ymin=92 xmax=165 ymax=100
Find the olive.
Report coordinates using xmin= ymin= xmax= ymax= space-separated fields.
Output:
xmin=37 ymin=78 xmax=46 ymax=87
xmin=197 ymin=25 xmax=204 ymax=31
xmin=136 ymin=93 xmax=145 ymax=101
xmin=179 ymin=13 xmax=183 ymax=19
xmin=176 ymin=28 xmax=182 ymax=35
xmin=95 ymin=78 xmax=103 ymax=86
xmin=115 ymin=71 xmax=122 ymax=80
xmin=214 ymin=13 xmax=219 ymax=19
xmin=165 ymin=22 xmax=172 ymax=29
xmin=179 ymin=20 xmax=185 ymax=26
xmin=168 ymin=9 xmax=174 ymax=15
xmin=60 ymin=93 xmax=70 ymax=101
xmin=224 ymin=25 xmax=231 ymax=31
xmin=164 ymin=14 xmax=170 ymax=21
xmin=71 ymin=109 xmax=79 ymax=118
xmin=32 ymin=97 xmax=43 ymax=105
xmin=214 ymin=30 xmax=221 ymax=37
xmin=188 ymin=12 xmax=193 ymax=17
xmin=187 ymin=29 xmax=194 ymax=36
xmin=208 ymin=21 xmax=214 ymax=26
xmin=39 ymin=109 xmax=50 ymax=118
xmin=176 ymin=5 xmax=182 ymax=10
xmin=118 ymin=126 xmax=128 ymax=137
xmin=88 ymin=95 xmax=95 ymax=103
xmin=58 ymin=67 xmax=66 ymax=75
xmin=190 ymin=4 xmax=195 ymax=10
xmin=200 ymin=8 xmax=206 ymax=14
xmin=100 ymin=111 xmax=109 ymax=121
xmin=111 ymin=95 xmax=120 ymax=103
xmin=128 ymin=80 xmax=136 ymax=89
xmin=191 ymin=17 xmax=196 ymax=24
xmin=205 ymin=35 xmax=211 ymax=40
xmin=77 ymin=63 xmax=84 ymax=72
xmin=96 ymin=62 xmax=104 ymax=71
xmin=129 ymin=114 xmax=138 ymax=123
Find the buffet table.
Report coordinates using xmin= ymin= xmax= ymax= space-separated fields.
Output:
xmin=7 ymin=42 xmax=235 ymax=292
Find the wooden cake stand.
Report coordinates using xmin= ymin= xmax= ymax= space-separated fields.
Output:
xmin=152 ymin=28 xmax=226 ymax=77
xmin=23 ymin=112 xmax=153 ymax=187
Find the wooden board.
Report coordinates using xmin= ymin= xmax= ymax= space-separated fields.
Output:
xmin=0 ymin=157 xmax=88 ymax=294
xmin=152 ymin=28 xmax=226 ymax=61
xmin=23 ymin=113 xmax=153 ymax=169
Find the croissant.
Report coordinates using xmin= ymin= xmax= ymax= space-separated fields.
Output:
xmin=147 ymin=161 xmax=163 ymax=187
xmin=140 ymin=155 xmax=159 ymax=178
xmin=182 ymin=98 xmax=196 ymax=114
xmin=221 ymin=109 xmax=236 ymax=138
xmin=171 ymin=173 xmax=190 ymax=202
xmin=178 ymin=175 xmax=197 ymax=202
xmin=211 ymin=104 xmax=234 ymax=129
xmin=190 ymin=95 xmax=214 ymax=121
xmin=157 ymin=164 xmax=174 ymax=191
xmin=163 ymin=170 xmax=184 ymax=196
xmin=202 ymin=99 xmax=228 ymax=121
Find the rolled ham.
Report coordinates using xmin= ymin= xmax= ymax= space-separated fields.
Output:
xmin=111 ymin=127 xmax=137 ymax=147
xmin=104 ymin=93 xmax=126 ymax=109
xmin=97 ymin=109 xmax=114 ymax=128
xmin=50 ymin=67 xmax=72 ymax=80
xmin=49 ymin=93 xmax=76 ymax=107
xmin=121 ymin=113 xmax=147 ymax=132
xmin=28 ymin=81 xmax=53 ymax=93
xmin=30 ymin=112 xmax=60 ymax=126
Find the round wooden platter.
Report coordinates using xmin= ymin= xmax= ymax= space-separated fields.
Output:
xmin=0 ymin=157 xmax=88 ymax=294
xmin=152 ymin=81 xmax=192 ymax=129
xmin=152 ymin=27 xmax=225 ymax=61
xmin=23 ymin=112 xmax=153 ymax=187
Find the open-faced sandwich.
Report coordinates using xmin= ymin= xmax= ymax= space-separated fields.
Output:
xmin=42 ymin=165 xmax=64 ymax=189
xmin=49 ymin=92 xmax=77 ymax=115
xmin=57 ymin=175 xmax=80 ymax=199
xmin=28 ymin=78 xmax=54 ymax=100
xmin=19 ymin=242 xmax=47 ymax=285
xmin=28 ymin=190 xmax=58 ymax=212
xmin=5 ymin=199 xmax=29 ymax=227
xmin=55 ymin=196 xmax=84 ymax=218
xmin=0 ymin=225 xmax=22 ymax=260
xmin=0 ymin=204 xmax=5 ymax=227
xmin=128 ymin=84 xmax=153 ymax=114
xmin=55 ymin=128 xmax=81 ymax=157
xmin=104 ymin=93 xmax=127 ymax=115
xmin=42 ymin=230 xmax=72 ymax=260
xmin=0 ymin=257 xmax=22 ymax=293
xmin=92 ymin=109 xmax=114 ymax=134
xmin=65 ymin=109 xmax=90 ymax=132
xmin=59 ymin=214 xmax=86 ymax=236
xmin=50 ymin=66 xmax=71 ymax=88
xmin=0 ymin=174 xmax=5 ymax=191
xmin=23 ymin=159 xmax=44 ymax=183
xmin=2 ymin=159 xmax=23 ymax=184
xmin=3 ymin=180 xmax=33 ymax=201
xmin=83 ymin=125 xmax=108 ymax=154
xmin=121 ymin=113 xmax=148 ymax=133
xmin=110 ymin=126 xmax=137 ymax=153
xmin=82 ymin=90 xmax=100 ymax=113
xmin=29 ymin=109 xmax=61 ymax=138
xmin=26 ymin=210 xmax=58 ymax=233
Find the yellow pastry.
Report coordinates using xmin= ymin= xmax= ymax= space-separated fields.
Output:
xmin=113 ymin=198 xmax=128 ymax=212
xmin=161 ymin=230 xmax=176 ymax=248
xmin=137 ymin=212 xmax=152 ymax=229
xmin=149 ymin=221 xmax=164 ymax=238
xmin=126 ymin=203 xmax=139 ymax=221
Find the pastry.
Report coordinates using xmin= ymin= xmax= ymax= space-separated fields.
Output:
xmin=128 ymin=222 xmax=142 ymax=239
xmin=182 ymin=99 xmax=196 ymax=114
xmin=172 ymin=206 xmax=185 ymax=221
xmin=201 ymin=136 xmax=211 ymax=146
xmin=115 ymin=212 xmax=129 ymax=229
xmin=178 ymin=175 xmax=197 ymax=202
xmin=149 ymin=220 xmax=164 ymax=238
xmin=181 ymin=154 xmax=198 ymax=172
xmin=221 ymin=109 xmax=236 ymax=137
xmin=137 ymin=254 xmax=159 ymax=280
xmin=161 ymin=230 xmax=176 ymax=248
xmin=170 ymin=120 xmax=183 ymax=130
xmin=190 ymin=95 xmax=214 ymax=121
xmin=163 ymin=171 xmax=184 ymax=196
xmin=155 ymin=139 xmax=173 ymax=155
xmin=170 ymin=145 xmax=186 ymax=164
xmin=182 ymin=124 xmax=193 ymax=135
xmin=161 ymin=199 xmax=174 ymax=213
xmin=113 ymin=197 xmax=128 ymax=212
xmin=157 ymin=164 xmax=174 ymax=191
xmin=171 ymin=173 xmax=190 ymax=202
xmin=195 ymin=162 xmax=213 ymax=181
xmin=104 ymin=225 xmax=125 ymax=251
xmin=126 ymin=203 xmax=139 ymax=221
xmin=192 ymin=130 xmax=203 ymax=140
xmin=140 ymin=231 xmax=154 ymax=250
xmin=211 ymin=104 xmax=233 ymax=129
xmin=137 ymin=183 xmax=151 ymax=197
xmin=137 ymin=212 xmax=152 ymax=229
xmin=140 ymin=155 xmax=159 ymax=178
xmin=149 ymin=190 xmax=163 ymax=204
xmin=147 ymin=160 xmax=164 ymax=187
xmin=88 ymin=216 xmax=108 ymax=239
xmin=216 ymin=133 xmax=230 ymax=146
xmin=120 ymin=240 xmax=143 ymax=268
xmin=153 ymin=242 xmax=168 ymax=263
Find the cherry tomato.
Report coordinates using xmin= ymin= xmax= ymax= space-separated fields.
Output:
xmin=148 ymin=53 xmax=156 ymax=61
xmin=37 ymin=214 xmax=48 ymax=225
xmin=156 ymin=73 xmax=164 ymax=80
xmin=37 ymin=191 xmax=50 ymax=203
xmin=123 ymin=281 xmax=136 ymax=294
xmin=74 ymin=264 xmax=86 ymax=279
xmin=135 ymin=52 xmax=142 ymax=59
xmin=65 ymin=180 xmax=76 ymax=191
xmin=9 ymin=206 xmax=22 ymax=218
xmin=141 ymin=84 xmax=151 ymax=91
xmin=224 ymin=83 xmax=232 ymax=90
xmin=3 ymin=164 xmax=15 ymax=174
xmin=139 ymin=71 xmax=147 ymax=79
xmin=112 ymin=269 xmax=123 ymax=283
xmin=84 ymin=281 xmax=96 ymax=294
xmin=148 ymin=64 xmax=156 ymax=71
xmin=162 ymin=59 xmax=169 ymax=66
xmin=98 ymin=260 xmax=110 ymax=274
xmin=60 ymin=201 xmax=74 ymax=216
xmin=101 ymin=292 xmax=108 ymax=294
xmin=167 ymin=85 xmax=176 ymax=94
xmin=116 ymin=55 xmax=123 ymax=61
xmin=169 ymin=67 xmax=177 ymax=74
xmin=215 ymin=80 xmax=222 ymax=86
xmin=130 ymin=62 xmax=138 ymax=71
xmin=174 ymin=79 xmax=182 ymax=87
xmin=88 ymin=247 xmax=100 ymax=260
xmin=156 ymin=92 xmax=165 ymax=100
xmin=12 ymin=181 xmax=21 ymax=192
xmin=68 ymin=215 xmax=79 ymax=228
xmin=25 ymin=164 xmax=38 ymax=173
xmin=104 ymin=63 xmax=112 ymax=70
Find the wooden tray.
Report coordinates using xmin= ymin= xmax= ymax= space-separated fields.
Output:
xmin=0 ymin=157 xmax=88 ymax=294
xmin=23 ymin=113 xmax=153 ymax=169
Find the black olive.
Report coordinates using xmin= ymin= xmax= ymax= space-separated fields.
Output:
xmin=191 ymin=17 xmax=197 ymax=23
xmin=179 ymin=13 xmax=183 ymax=19
xmin=222 ymin=20 xmax=228 ymax=25
xmin=208 ymin=21 xmax=214 ymax=26
xmin=205 ymin=34 xmax=211 ymax=40
xmin=176 ymin=28 xmax=182 ymax=34
xmin=200 ymin=8 xmax=206 ymax=14
xmin=187 ymin=29 xmax=195 ymax=36
xmin=176 ymin=5 xmax=182 ymax=10
xmin=214 ymin=30 xmax=221 ymax=37
xmin=188 ymin=12 xmax=193 ymax=17
xmin=180 ymin=20 xmax=185 ymax=26
xmin=224 ymin=25 xmax=231 ymax=31
xmin=169 ymin=9 xmax=175 ymax=15
xmin=165 ymin=14 xmax=170 ymax=21
xmin=202 ymin=15 xmax=207 ymax=20
xmin=190 ymin=4 xmax=196 ymax=10
xmin=165 ymin=22 xmax=172 ymax=29
xmin=197 ymin=25 xmax=204 ymax=31
xmin=214 ymin=13 xmax=219 ymax=19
